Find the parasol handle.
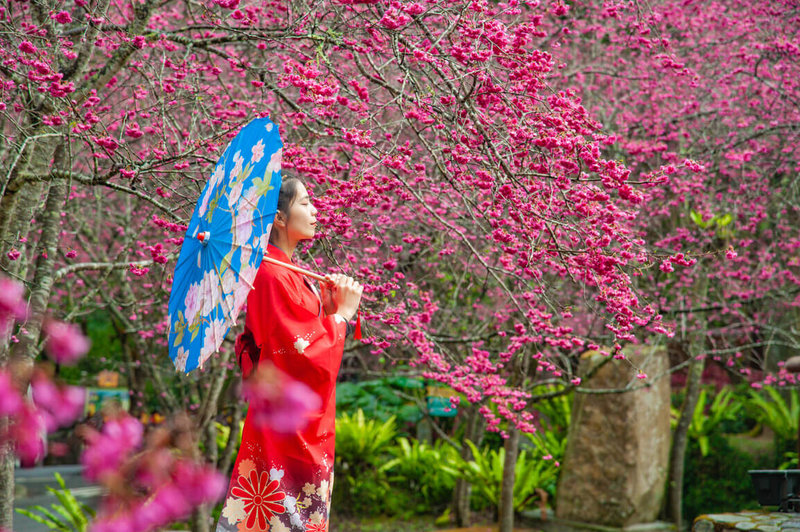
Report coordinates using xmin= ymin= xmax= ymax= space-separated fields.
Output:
xmin=263 ymin=255 xmax=329 ymax=283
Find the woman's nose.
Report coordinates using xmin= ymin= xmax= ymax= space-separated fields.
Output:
xmin=311 ymin=204 xmax=318 ymax=215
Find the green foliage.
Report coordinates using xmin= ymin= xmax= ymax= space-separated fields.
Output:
xmin=779 ymin=451 xmax=798 ymax=470
xmin=689 ymin=210 xmax=733 ymax=231
xmin=58 ymin=311 xmax=120 ymax=385
xmin=333 ymin=409 xmax=404 ymax=516
xmin=746 ymin=386 xmax=799 ymax=443
xmin=336 ymin=378 xmax=424 ymax=426
xmin=683 ymin=433 xmax=765 ymax=522
xmin=526 ymin=429 xmax=568 ymax=470
xmin=457 ymin=440 xmax=558 ymax=513
xmin=528 ymin=386 xmax=572 ymax=469
xmin=336 ymin=409 xmax=398 ymax=464
xmin=381 ymin=437 xmax=461 ymax=513
xmin=215 ymin=420 xmax=244 ymax=457
xmin=16 ymin=473 xmax=95 ymax=531
xmin=686 ymin=387 xmax=744 ymax=456
xmin=532 ymin=387 xmax=572 ymax=432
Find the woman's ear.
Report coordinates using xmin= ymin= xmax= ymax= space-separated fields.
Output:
xmin=274 ymin=211 xmax=287 ymax=228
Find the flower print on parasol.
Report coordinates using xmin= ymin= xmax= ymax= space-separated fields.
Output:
xmin=168 ymin=117 xmax=283 ymax=373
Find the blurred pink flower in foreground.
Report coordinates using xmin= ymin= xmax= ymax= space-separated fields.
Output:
xmin=0 ymin=376 xmax=45 ymax=466
xmin=0 ymin=371 xmax=23 ymax=416
xmin=241 ymin=363 xmax=321 ymax=433
xmin=8 ymin=402 xmax=46 ymax=467
xmin=83 ymin=414 xmax=225 ymax=532
xmin=31 ymin=373 xmax=86 ymax=432
xmin=81 ymin=415 xmax=143 ymax=482
xmin=90 ymin=463 xmax=225 ymax=532
xmin=0 ymin=276 xmax=27 ymax=334
xmin=43 ymin=320 xmax=91 ymax=364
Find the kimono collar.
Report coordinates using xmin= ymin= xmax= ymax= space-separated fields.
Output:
xmin=265 ymin=243 xmax=291 ymax=264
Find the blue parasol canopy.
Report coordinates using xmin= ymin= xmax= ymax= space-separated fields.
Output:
xmin=168 ymin=117 xmax=282 ymax=372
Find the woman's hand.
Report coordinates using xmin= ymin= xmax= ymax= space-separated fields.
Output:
xmin=321 ymin=273 xmax=363 ymax=322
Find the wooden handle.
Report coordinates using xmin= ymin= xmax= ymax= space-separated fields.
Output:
xmin=263 ymin=255 xmax=328 ymax=283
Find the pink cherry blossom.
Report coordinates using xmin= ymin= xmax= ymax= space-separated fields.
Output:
xmin=43 ymin=320 xmax=90 ymax=364
xmin=242 ymin=364 xmax=322 ymax=433
xmin=0 ymin=276 xmax=27 ymax=333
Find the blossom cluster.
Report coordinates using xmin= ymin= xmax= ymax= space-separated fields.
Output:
xmin=0 ymin=276 xmax=88 ymax=465
xmin=241 ymin=363 xmax=322 ymax=433
xmin=83 ymin=414 xmax=225 ymax=532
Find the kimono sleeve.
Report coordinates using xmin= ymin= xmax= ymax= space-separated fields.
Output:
xmin=245 ymin=263 xmax=346 ymax=357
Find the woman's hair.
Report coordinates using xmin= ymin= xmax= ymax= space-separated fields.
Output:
xmin=276 ymin=176 xmax=302 ymax=218
xmin=270 ymin=176 xmax=302 ymax=242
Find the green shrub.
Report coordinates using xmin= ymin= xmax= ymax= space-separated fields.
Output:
xmin=16 ymin=472 xmax=95 ymax=531
xmin=683 ymin=432 xmax=766 ymax=521
xmin=333 ymin=409 xmax=406 ymax=516
xmin=458 ymin=440 xmax=558 ymax=513
xmin=746 ymin=386 xmax=799 ymax=458
xmin=687 ymin=387 xmax=744 ymax=456
xmin=382 ymin=437 xmax=461 ymax=513
xmin=532 ymin=386 xmax=571 ymax=432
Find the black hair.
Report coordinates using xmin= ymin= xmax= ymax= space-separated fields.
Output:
xmin=270 ymin=176 xmax=302 ymax=242
xmin=276 ymin=176 xmax=302 ymax=217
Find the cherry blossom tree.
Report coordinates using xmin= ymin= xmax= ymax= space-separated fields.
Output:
xmin=0 ymin=0 xmax=674 ymax=529
xmin=549 ymin=0 xmax=800 ymax=525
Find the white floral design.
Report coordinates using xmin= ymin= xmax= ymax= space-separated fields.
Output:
xmin=251 ymin=139 xmax=265 ymax=163
xmin=174 ymin=346 xmax=189 ymax=372
xmin=198 ymin=188 xmax=212 ymax=218
xmin=266 ymin=147 xmax=282 ymax=177
xmin=283 ymin=494 xmax=297 ymax=514
xmin=234 ymin=207 xmax=254 ymax=246
xmin=199 ymin=269 xmax=220 ymax=318
xmin=240 ymin=244 xmax=253 ymax=266
xmin=233 ymin=274 xmax=255 ymax=316
xmin=200 ymin=317 xmax=226 ymax=363
xmin=222 ymin=267 xmax=237 ymax=299
xmin=270 ymin=515 xmax=291 ymax=532
xmin=227 ymin=180 xmax=244 ymax=208
xmin=211 ymin=161 xmax=225 ymax=187
xmin=240 ymin=186 xmax=259 ymax=215
xmin=230 ymin=150 xmax=244 ymax=181
xmin=199 ymin=164 xmax=225 ymax=218
xmin=317 ymin=480 xmax=329 ymax=501
xmin=302 ymin=483 xmax=316 ymax=497
xmin=294 ymin=337 xmax=310 ymax=354
xmin=221 ymin=496 xmax=246 ymax=523
xmin=270 ymin=467 xmax=285 ymax=482
xmin=184 ymin=281 xmax=202 ymax=325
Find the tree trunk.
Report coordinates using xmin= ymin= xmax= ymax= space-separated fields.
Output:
xmin=499 ymin=426 xmax=521 ymax=532
xmin=0 ymin=147 xmax=66 ymax=531
xmin=191 ymin=504 xmax=213 ymax=532
xmin=0 ymin=433 xmax=14 ymax=531
xmin=9 ymin=174 xmax=67 ymax=381
xmin=453 ymin=404 xmax=484 ymax=526
xmin=219 ymin=401 xmax=244 ymax=475
xmin=666 ymin=352 xmax=703 ymax=530
xmin=497 ymin=351 xmax=530 ymax=532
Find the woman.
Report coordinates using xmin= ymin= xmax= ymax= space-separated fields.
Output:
xmin=216 ymin=177 xmax=363 ymax=532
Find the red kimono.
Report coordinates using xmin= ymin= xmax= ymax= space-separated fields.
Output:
xmin=217 ymin=244 xmax=346 ymax=532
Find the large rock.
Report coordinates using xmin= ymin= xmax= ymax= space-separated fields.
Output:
xmin=555 ymin=345 xmax=671 ymax=527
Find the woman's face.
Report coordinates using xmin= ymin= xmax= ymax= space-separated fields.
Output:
xmin=285 ymin=182 xmax=318 ymax=242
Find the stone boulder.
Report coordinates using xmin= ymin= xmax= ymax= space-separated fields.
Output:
xmin=555 ymin=345 xmax=671 ymax=527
